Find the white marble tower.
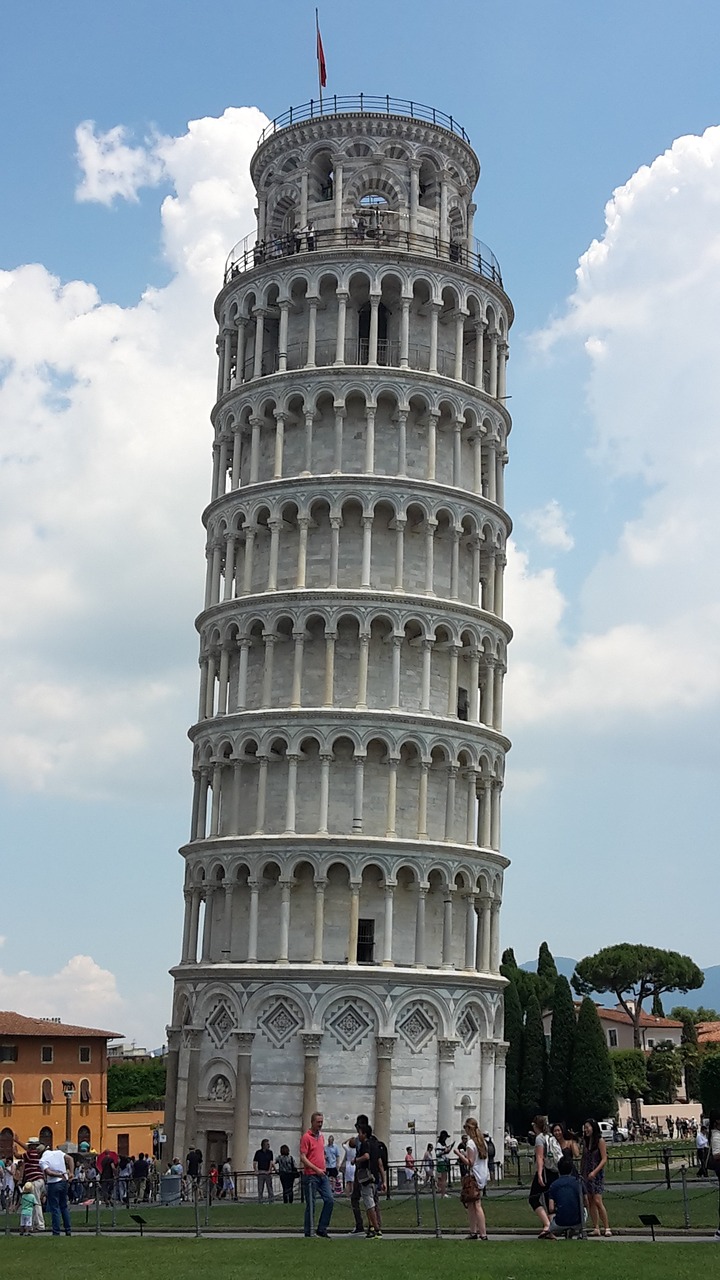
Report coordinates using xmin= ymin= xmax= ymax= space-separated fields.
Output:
xmin=166 ymin=96 xmax=512 ymax=1171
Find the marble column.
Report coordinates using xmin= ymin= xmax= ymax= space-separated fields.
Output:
xmin=173 ymin=1027 xmax=201 ymax=1161
xmin=232 ymin=1032 xmax=255 ymax=1168
xmin=441 ymin=890 xmax=454 ymax=968
xmin=348 ymin=883 xmax=360 ymax=962
xmin=490 ymin=898 xmax=502 ymax=971
xmin=301 ymin=1033 xmax=323 ymax=1133
xmin=163 ymin=1029 xmax=180 ymax=1160
xmin=492 ymin=1043 xmax=509 ymax=1164
xmin=479 ymin=1042 xmax=496 ymax=1137
xmin=437 ymin=1039 xmax=458 ymax=1136
xmin=375 ymin=1037 xmax=396 ymax=1146
xmin=312 ymin=878 xmax=327 ymax=963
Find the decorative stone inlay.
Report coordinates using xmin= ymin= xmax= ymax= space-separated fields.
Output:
xmin=208 ymin=1074 xmax=232 ymax=1101
xmin=327 ymin=1001 xmax=373 ymax=1050
xmin=206 ymin=1000 xmax=237 ymax=1048
xmin=258 ymin=998 xmax=303 ymax=1047
xmin=397 ymin=1003 xmax=436 ymax=1053
xmin=457 ymin=1006 xmax=481 ymax=1052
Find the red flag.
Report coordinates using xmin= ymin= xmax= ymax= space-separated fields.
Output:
xmin=316 ymin=14 xmax=327 ymax=88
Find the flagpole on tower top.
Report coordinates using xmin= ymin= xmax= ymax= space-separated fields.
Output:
xmin=316 ymin=9 xmax=327 ymax=108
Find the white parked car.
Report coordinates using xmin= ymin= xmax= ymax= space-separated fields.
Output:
xmin=599 ymin=1119 xmax=628 ymax=1143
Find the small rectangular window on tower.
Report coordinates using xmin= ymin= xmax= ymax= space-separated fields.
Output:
xmin=457 ymin=687 xmax=469 ymax=721
xmin=356 ymin=919 xmax=375 ymax=964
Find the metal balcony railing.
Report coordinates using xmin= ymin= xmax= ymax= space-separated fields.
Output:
xmin=223 ymin=225 xmax=502 ymax=287
xmin=255 ymin=95 xmax=471 ymax=148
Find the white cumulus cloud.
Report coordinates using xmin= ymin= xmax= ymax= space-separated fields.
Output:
xmin=75 ymin=121 xmax=167 ymax=205
xmin=507 ymin=126 xmax=720 ymax=729
xmin=0 ymin=106 xmax=267 ymax=797
xmin=0 ymin=955 xmax=124 ymax=1031
xmin=523 ymin=499 xmax=574 ymax=551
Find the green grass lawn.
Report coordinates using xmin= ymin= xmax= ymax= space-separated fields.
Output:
xmin=0 ymin=1236 xmax=717 ymax=1280
xmin=6 ymin=1180 xmax=719 ymax=1233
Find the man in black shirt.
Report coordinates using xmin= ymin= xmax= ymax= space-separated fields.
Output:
xmin=186 ymin=1147 xmax=202 ymax=1193
xmin=355 ymin=1119 xmax=385 ymax=1238
xmin=253 ymin=1138 xmax=276 ymax=1203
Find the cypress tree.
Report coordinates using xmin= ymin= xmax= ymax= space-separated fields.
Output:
xmin=651 ymin=993 xmax=665 ymax=1018
xmin=546 ymin=974 xmax=576 ymax=1122
xmin=503 ymin=978 xmax=524 ymax=1132
xmin=537 ymin=942 xmax=559 ymax=1010
xmin=520 ymin=991 xmax=546 ymax=1125
xmin=568 ymin=997 xmax=617 ymax=1127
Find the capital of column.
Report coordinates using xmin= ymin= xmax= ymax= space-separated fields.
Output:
xmin=233 ymin=1030 xmax=255 ymax=1056
xmin=166 ymin=1025 xmax=181 ymax=1052
xmin=438 ymin=1038 xmax=459 ymax=1065
xmin=494 ymin=1042 xmax=509 ymax=1067
xmin=480 ymin=1041 xmax=496 ymax=1065
xmin=301 ymin=1032 xmax=323 ymax=1058
xmin=375 ymin=1035 xmax=397 ymax=1061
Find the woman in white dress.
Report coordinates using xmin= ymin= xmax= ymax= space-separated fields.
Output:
xmin=458 ymin=1118 xmax=489 ymax=1240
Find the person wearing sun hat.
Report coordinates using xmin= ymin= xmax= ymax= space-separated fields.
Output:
xmin=16 ymin=1137 xmax=46 ymax=1232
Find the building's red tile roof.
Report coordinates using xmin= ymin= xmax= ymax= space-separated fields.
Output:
xmin=595 ymin=1006 xmax=683 ymax=1030
xmin=0 ymin=1011 xmax=122 ymax=1039
xmin=553 ymin=1001 xmax=683 ymax=1030
xmin=697 ymin=1021 xmax=720 ymax=1044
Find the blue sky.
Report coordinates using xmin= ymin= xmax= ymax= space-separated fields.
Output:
xmin=1 ymin=1 xmax=719 ymax=1045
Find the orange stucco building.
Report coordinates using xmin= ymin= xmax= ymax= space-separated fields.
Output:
xmin=0 ymin=1011 xmax=122 ymax=1158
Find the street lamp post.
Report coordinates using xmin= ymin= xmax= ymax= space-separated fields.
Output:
xmin=62 ymin=1080 xmax=76 ymax=1144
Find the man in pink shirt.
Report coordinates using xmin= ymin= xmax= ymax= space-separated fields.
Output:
xmin=299 ymin=1111 xmax=334 ymax=1238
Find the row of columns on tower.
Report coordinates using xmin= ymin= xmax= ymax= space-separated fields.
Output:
xmin=199 ymin=635 xmax=505 ymax=729
xmin=166 ymin=1025 xmax=510 ymax=1171
xmin=191 ymin=756 xmax=503 ymax=848
xmin=203 ymin=517 xmax=506 ymax=614
xmin=210 ymin=407 xmax=507 ymax=503
xmin=217 ymin=305 xmax=509 ymax=396
xmin=180 ymin=878 xmax=503 ymax=973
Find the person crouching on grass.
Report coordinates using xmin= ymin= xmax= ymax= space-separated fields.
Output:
xmin=457 ymin=1118 xmax=489 ymax=1240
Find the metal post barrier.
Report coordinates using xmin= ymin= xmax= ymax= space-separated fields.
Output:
xmin=577 ymin=1174 xmax=586 ymax=1240
xmin=680 ymin=1166 xmax=690 ymax=1229
xmin=204 ymin=1176 xmax=211 ymax=1227
xmin=662 ymin=1148 xmax=672 ymax=1190
xmin=94 ymin=1184 xmax=101 ymax=1236
xmin=413 ymin=1170 xmax=422 ymax=1227
xmin=194 ymin=1181 xmax=201 ymax=1237
xmin=430 ymin=1174 xmax=442 ymax=1238
xmin=4 ymin=1189 xmax=10 ymax=1236
xmin=111 ymin=1180 xmax=117 ymax=1229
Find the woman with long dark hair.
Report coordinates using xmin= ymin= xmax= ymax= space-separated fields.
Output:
xmin=552 ymin=1122 xmax=580 ymax=1171
xmin=581 ymin=1118 xmax=611 ymax=1236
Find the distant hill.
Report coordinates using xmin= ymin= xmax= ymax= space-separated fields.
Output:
xmin=520 ymin=958 xmax=720 ymax=1014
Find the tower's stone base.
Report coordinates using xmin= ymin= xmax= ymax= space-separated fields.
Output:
xmin=167 ymin=965 xmax=508 ymax=1167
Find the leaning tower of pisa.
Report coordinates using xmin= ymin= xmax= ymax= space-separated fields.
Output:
xmin=165 ymin=96 xmax=513 ymax=1171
